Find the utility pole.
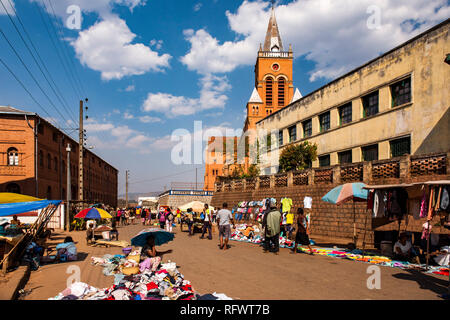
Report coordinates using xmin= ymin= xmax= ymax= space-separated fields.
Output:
xmin=78 ymin=100 xmax=84 ymax=207
xmin=125 ymin=170 xmax=129 ymax=208
xmin=66 ymin=144 xmax=71 ymax=231
xmin=195 ymin=167 xmax=198 ymax=190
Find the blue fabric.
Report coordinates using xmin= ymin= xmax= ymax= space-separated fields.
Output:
xmin=0 ymin=200 xmax=61 ymax=217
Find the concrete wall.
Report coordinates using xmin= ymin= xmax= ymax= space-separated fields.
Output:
xmin=212 ymin=153 xmax=450 ymax=247
xmin=256 ymin=21 xmax=450 ymax=173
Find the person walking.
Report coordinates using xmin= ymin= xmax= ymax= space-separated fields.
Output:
xmin=186 ymin=208 xmax=194 ymax=236
xmin=200 ymin=204 xmax=212 ymax=240
xmin=165 ymin=208 xmax=174 ymax=232
xmin=141 ymin=208 xmax=146 ymax=226
xmin=291 ymin=208 xmax=314 ymax=255
xmin=217 ymin=203 xmax=235 ymax=250
xmin=158 ymin=209 xmax=166 ymax=230
xmin=176 ymin=208 xmax=181 ymax=225
xmin=264 ymin=199 xmax=281 ymax=254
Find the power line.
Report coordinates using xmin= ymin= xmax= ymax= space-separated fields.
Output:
xmin=0 ymin=0 xmax=79 ymax=125
xmin=45 ymin=0 xmax=87 ymax=99
xmin=0 ymin=57 xmax=54 ymax=121
xmin=34 ymin=1 xmax=83 ymax=102
xmin=0 ymin=27 xmax=76 ymax=132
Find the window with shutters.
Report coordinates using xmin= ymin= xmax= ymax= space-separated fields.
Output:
xmin=391 ymin=77 xmax=411 ymax=107
xmin=278 ymin=78 xmax=285 ymax=106
xmin=338 ymin=150 xmax=352 ymax=164
xmin=362 ymin=91 xmax=379 ymax=118
xmin=303 ymin=119 xmax=312 ymax=137
xmin=288 ymin=125 xmax=296 ymax=142
xmin=278 ymin=130 xmax=283 ymax=147
xmin=339 ymin=102 xmax=352 ymax=125
xmin=362 ymin=144 xmax=378 ymax=161
xmin=319 ymin=155 xmax=330 ymax=167
xmin=390 ymin=136 xmax=411 ymax=158
xmin=319 ymin=112 xmax=330 ymax=132
xmin=266 ymin=77 xmax=273 ymax=106
xmin=7 ymin=147 xmax=19 ymax=166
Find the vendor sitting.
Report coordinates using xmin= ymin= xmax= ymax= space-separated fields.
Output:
xmin=110 ymin=218 xmax=119 ymax=241
xmin=139 ymin=235 xmax=162 ymax=272
xmin=86 ymin=223 xmax=94 ymax=245
xmin=10 ymin=215 xmax=21 ymax=226
xmin=394 ymin=233 xmax=420 ymax=263
xmin=55 ymin=236 xmax=78 ymax=262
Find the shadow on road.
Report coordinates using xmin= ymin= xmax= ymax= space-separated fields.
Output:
xmin=391 ymin=269 xmax=449 ymax=298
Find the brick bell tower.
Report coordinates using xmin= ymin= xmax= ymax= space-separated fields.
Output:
xmin=243 ymin=4 xmax=301 ymax=133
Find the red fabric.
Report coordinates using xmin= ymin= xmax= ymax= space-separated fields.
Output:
xmin=146 ymin=282 xmax=158 ymax=290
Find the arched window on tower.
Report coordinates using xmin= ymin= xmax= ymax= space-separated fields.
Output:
xmin=7 ymin=147 xmax=19 ymax=166
xmin=278 ymin=77 xmax=285 ymax=106
xmin=266 ymin=77 xmax=273 ymax=106
xmin=47 ymin=153 xmax=52 ymax=170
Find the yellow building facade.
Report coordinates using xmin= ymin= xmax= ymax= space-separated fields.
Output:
xmin=257 ymin=19 xmax=450 ymax=175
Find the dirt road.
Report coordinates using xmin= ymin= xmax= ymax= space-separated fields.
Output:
xmin=21 ymin=223 xmax=448 ymax=300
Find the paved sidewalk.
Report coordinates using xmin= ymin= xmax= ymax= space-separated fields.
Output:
xmin=19 ymin=222 xmax=449 ymax=300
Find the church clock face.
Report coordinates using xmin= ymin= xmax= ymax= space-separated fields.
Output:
xmin=272 ymin=63 xmax=280 ymax=71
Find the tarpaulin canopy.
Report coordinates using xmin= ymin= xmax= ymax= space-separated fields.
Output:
xmin=0 ymin=200 xmax=61 ymax=217
xmin=0 ymin=193 xmax=42 ymax=204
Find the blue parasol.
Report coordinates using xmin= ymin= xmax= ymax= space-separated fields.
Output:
xmin=131 ymin=227 xmax=174 ymax=247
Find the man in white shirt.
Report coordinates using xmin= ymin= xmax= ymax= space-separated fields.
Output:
xmin=394 ymin=233 xmax=419 ymax=263
xmin=216 ymin=203 xmax=235 ymax=251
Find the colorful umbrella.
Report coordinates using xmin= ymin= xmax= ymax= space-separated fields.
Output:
xmin=131 ymin=227 xmax=174 ymax=247
xmin=75 ymin=207 xmax=112 ymax=219
xmin=321 ymin=182 xmax=368 ymax=205
xmin=322 ymin=183 xmax=368 ymax=246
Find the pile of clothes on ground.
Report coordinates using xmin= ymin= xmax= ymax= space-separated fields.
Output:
xmin=230 ymin=224 xmax=263 ymax=244
xmin=49 ymin=261 xmax=197 ymax=300
xmin=296 ymin=246 xmax=449 ymax=276
xmin=230 ymin=226 xmax=315 ymax=248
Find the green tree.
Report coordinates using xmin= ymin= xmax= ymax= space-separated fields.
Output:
xmin=247 ymin=164 xmax=260 ymax=177
xmin=278 ymin=141 xmax=318 ymax=172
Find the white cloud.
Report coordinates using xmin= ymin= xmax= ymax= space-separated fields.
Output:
xmin=150 ymin=39 xmax=163 ymax=50
xmin=181 ymin=0 xmax=450 ymax=81
xmin=125 ymin=85 xmax=135 ymax=92
xmin=71 ymin=16 xmax=171 ymax=80
xmin=142 ymin=74 xmax=231 ymax=117
xmin=193 ymin=3 xmax=202 ymax=12
xmin=123 ymin=111 xmax=134 ymax=119
xmin=84 ymin=118 xmax=170 ymax=153
xmin=139 ymin=115 xmax=162 ymax=123
xmin=0 ymin=0 xmax=15 ymax=16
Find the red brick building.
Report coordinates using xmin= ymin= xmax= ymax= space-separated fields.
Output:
xmin=0 ymin=106 xmax=118 ymax=207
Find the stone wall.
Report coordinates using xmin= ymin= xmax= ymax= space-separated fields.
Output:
xmin=211 ymin=152 xmax=450 ymax=247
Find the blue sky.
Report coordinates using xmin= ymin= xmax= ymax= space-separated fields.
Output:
xmin=0 ymin=0 xmax=449 ymax=196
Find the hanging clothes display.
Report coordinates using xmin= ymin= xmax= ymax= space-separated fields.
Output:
xmin=372 ymin=190 xmax=386 ymax=218
xmin=281 ymin=197 xmax=293 ymax=213
xmin=304 ymin=196 xmax=312 ymax=209
xmin=420 ymin=190 xmax=428 ymax=218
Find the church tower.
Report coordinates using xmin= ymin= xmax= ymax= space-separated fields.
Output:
xmin=244 ymin=5 xmax=301 ymax=133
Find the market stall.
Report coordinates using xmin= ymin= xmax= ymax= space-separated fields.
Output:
xmin=0 ymin=197 xmax=61 ymax=272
